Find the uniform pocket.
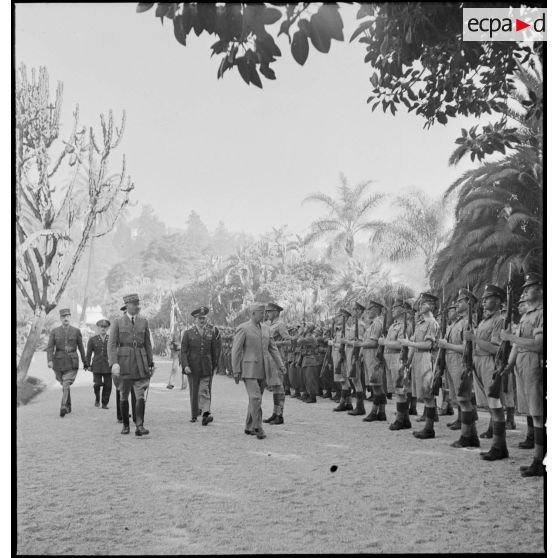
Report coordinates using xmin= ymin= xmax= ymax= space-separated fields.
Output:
xmin=117 ymin=347 xmax=131 ymax=356
xmin=70 ymin=354 xmax=79 ymax=369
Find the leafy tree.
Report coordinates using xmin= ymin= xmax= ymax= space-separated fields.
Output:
xmin=16 ymin=64 xmax=133 ymax=387
xmin=185 ymin=210 xmax=211 ymax=250
xmin=303 ymin=173 xmax=385 ymax=258
xmin=372 ymin=190 xmax=450 ymax=277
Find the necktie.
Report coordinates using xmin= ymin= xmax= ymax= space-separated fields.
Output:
xmin=132 ymin=317 xmax=135 ymax=326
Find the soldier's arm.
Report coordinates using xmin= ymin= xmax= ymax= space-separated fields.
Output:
xmin=46 ymin=330 xmax=55 ymax=366
xmin=85 ymin=337 xmax=94 ymax=368
xmin=181 ymin=330 xmax=190 ymax=369
xmin=231 ymin=327 xmax=246 ymax=376
xmin=211 ymin=327 xmax=222 ymax=370
xmin=144 ymin=320 xmax=154 ymax=367
xmin=107 ymin=321 xmax=118 ymax=367
xmin=268 ymin=335 xmax=285 ymax=370
xmin=77 ymin=330 xmax=87 ymax=368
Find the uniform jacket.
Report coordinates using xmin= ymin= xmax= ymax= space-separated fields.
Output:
xmin=86 ymin=334 xmax=111 ymax=374
xmin=108 ymin=314 xmax=154 ymax=380
xmin=231 ymin=320 xmax=284 ymax=383
xmin=298 ymin=334 xmax=320 ymax=367
xmin=46 ymin=325 xmax=86 ymax=373
xmin=181 ymin=323 xmax=221 ymax=376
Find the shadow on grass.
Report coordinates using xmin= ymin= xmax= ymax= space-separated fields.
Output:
xmin=17 ymin=376 xmax=47 ymax=406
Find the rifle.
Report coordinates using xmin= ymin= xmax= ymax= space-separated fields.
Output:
xmin=349 ymin=313 xmax=361 ymax=379
xmin=488 ymin=274 xmax=514 ymax=398
xmin=395 ymin=309 xmax=408 ymax=389
xmin=320 ymin=318 xmax=335 ymax=380
xmin=374 ymin=308 xmax=388 ymax=377
xmin=334 ymin=314 xmax=346 ymax=376
xmin=430 ymin=293 xmax=448 ymax=396
xmin=457 ymin=297 xmax=475 ymax=397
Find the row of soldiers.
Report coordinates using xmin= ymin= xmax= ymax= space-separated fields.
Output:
xmin=215 ymin=274 xmax=545 ymax=478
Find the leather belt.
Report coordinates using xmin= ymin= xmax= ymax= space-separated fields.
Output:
xmin=118 ymin=342 xmax=144 ymax=348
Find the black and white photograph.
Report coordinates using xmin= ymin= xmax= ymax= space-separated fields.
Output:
xmin=13 ymin=2 xmax=548 ymax=555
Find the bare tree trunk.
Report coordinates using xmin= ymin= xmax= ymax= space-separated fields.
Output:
xmin=16 ymin=308 xmax=47 ymax=388
xmin=79 ymin=223 xmax=96 ymax=325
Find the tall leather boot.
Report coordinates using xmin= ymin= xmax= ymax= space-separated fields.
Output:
xmin=66 ymin=390 xmax=72 ymax=413
xmin=333 ymin=390 xmax=350 ymax=412
xmin=135 ymin=399 xmax=149 ymax=436
xmin=94 ymin=385 xmax=100 ymax=407
xmin=348 ymin=393 xmax=366 ymax=416
xmin=120 ymin=401 xmax=130 ymax=434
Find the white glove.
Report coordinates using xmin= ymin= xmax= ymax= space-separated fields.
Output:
xmin=111 ymin=363 xmax=121 ymax=376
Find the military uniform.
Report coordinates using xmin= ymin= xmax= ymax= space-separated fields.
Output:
xmin=108 ymin=294 xmax=154 ymax=436
xmin=298 ymin=328 xmax=321 ymax=403
xmin=86 ymin=319 xmax=112 ymax=408
xmin=47 ymin=309 xmax=87 ymax=416
xmin=265 ymin=304 xmax=292 ymax=423
xmin=181 ymin=307 xmax=221 ymax=424
xmin=317 ymin=326 xmax=334 ymax=398
xmin=333 ymin=309 xmax=353 ymax=412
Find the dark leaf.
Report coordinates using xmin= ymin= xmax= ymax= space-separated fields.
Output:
xmin=173 ymin=16 xmax=186 ymax=46
xmin=370 ymin=73 xmax=379 ymax=87
xmin=278 ymin=19 xmax=291 ymax=38
xmin=291 ymin=30 xmax=309 ymax=65
xmin=136 ymin=3 xmax=154 ymax=13
xmin=309 ymin=14 xmax=331 ymax=53
xmin=371 ymin=101 xmax=380 ymax=111
xmin=380 ymin=36 xmax=389 ymax=56
xmin=155 ymin=3 xmax=169 ymax=18
xmin=237 ymin=57 xmax=251 ymax=85
xmin=316 ymin=4 xmax=344 ymax=41
xmin=356 ymin=4 xmax=373 ymax=19
xmin=259 ymin=64 xmax=276 ymax=80
xmin=390 ymin=102 xmax=396 ymax=116
xmin=261 ymin=6 xmax=282 ymax=25
xmin=198 ymin=3 xmax=217 ymax=34
xmin=350 ymin=20 xmax=370 ymax=42
xmin=249 ymin=65 xmax=263 ymax=88
xmin=436 ymin=111 xmax=448 ymax=124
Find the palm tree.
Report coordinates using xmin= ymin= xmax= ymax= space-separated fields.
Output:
xmin=303 ymin=173 xmax=385 ymax=258
xmin=371 ymin=190 xmax=451 ymax=277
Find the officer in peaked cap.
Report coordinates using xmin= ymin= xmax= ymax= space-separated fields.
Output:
xmin=181 ymin=306 xmax=221 ymax=425
xmin=46 ymin=308 xmax=88 ymax=417
xmin=85 ymin=319 xmax=112 ymax=409
xmin=108 ymin=294 xmax=154 ymax=436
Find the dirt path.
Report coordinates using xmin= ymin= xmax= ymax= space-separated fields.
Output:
xmin=17 ymin=359 xmax=544 ymax=555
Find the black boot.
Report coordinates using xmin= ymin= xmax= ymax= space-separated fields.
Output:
xmin=94 ymin=386 xmax=100 ymax=407
xmin=333 ymin=390 xmax=350 ymax=412
xmin=120 ymin=401 xmax=130 ymax=434
xmin=263 ymin=413 xmax=277 ymax=423
xmin=333 ymin=390 xmax=341 ymax=403
xmin=324 ymin=389 xmax=332 ymax=399
xmin=270 ymin=415 xmax=284 ymax=425
xmin=520 ymin=458 xmax=545 ymax=477
xmin=408 ymin=395 xmax=418 ymax=416
xmin=305 ymin=394 xmax=317 ymax=403
xmin=450 ymin=435 xmax=480 ymax=448
xmin=505 ymin=407 xmax=516 ymax=430
xmin=348 ymin=393 xmax=366 ymax=416
xmin=201 ymin=411 xmax=214 ymax=426
xmin=135 ymin=399 xmax=149 ymax=436
xmin=66 ymin=391 xmax=72 ymax=413
xmin=480 ymin=446 xmax=509 ymax=460
xmin=519 ymin=417 xmax=535 ymax=449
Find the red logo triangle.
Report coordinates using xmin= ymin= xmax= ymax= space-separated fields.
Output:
xmin=516 ymin=19 xmax=530 ymax=32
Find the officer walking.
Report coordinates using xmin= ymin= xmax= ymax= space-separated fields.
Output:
xmin=167 ymin=320 xmax=186 ymax=390
xmin=46 ymin=308 xmax=87 ymax=417
xmin=180 ymin=306 xmax=221 ymax=425
xmin=108 ymin=294 xmax=154 ymax=436
xmin=231 ymin=303 xmax=285 ymax=439
xmin=85 ymin=319 xmax=112 ymax=409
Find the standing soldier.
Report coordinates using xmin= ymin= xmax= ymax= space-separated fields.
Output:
xmin=231 ymin=303 xmax=285 ymax=439
xmin=361 ymin=300 xmax=387 ymax=421
xmin=108 ymin=294 xmax=154 ymax=436
xmin=318 ymin=321 xmax=334 ymax=399
xmin=499 ymin=273 xmax=544 ymax=476
xmin=181 ymin=306 xmax=221 ymax=425
xmin=380 ymin=298 xmax=410 ymax=430
xmin=167 ymin=321 xmax=186 ymax=390
xmin=298 ymin=323 xmax=321 ymax=404
xmin=86 ymin=319 xmax=112 ymax=409
xmin=400 ymin=293 xmax=440 ymax=439
xmin=46 ymin=308 xmax=88 ymax=417
xmin=332 ymin=309 xmax=353 ymax=412
xmin=263 ymin=302 xmax=292 ymax=424
xmin=344 ymin=301 xmax=367 ymax=416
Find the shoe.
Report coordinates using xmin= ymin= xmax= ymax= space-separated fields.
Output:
xmin=263 ymin=413 xmax=277 ymax=424
xmin=377 ymin=411 xmax=387 ymax=421
xmin=363 ymin=410 xmax=379 ymax=422
xmin=294 ymin=392 xmax=302 ymax=400
xmin=518 ymin=437 xmax=535 ymax=450
xmin=166 ymin=384 xmax=174 ymax=390
xmin=244 ymin=429 xmax=255 ymax=435
xmin=135 ymin=425 xmax=150 ymax=436
xmin=285 ymin=388 xmax=291 ymax=396
xmin=59 ymin=408 xmax=67 ymax=418
xmin=416 ymin=415 xmax=426 ymax=422
xmin=324 ymin=390 xmax=332 ymax=399
xmin=255 ymin=429 xmax=267 ymax=440
xmin=480 ymin=429 xmax=493 ymax=439
xmin=190 ymin=417 xmax=198 ymax=423
xmin=480 ymin=446 xmax=509 ymax=460
xmin=102 ymin=404 xmax=109 ymax=410
xmin=305 ymin=395 xmax=317 ymax=403
xmin=520 ymin=459 xmax=545 ymax=477
xmin=94 ymin=401 xmax=100 ymax=408
xmin=117 ymin=418 xmax=123 ymax=424
xmin=449 ymin=421 xmax=462 ymax=431
xmin=505 ymin=420 xmax=517 ymax=430
xmin=386 ymin=393 xmax=392 ymax=400
xmin=270 ymin=415 xmax=284 ymax=425
xmin=440 ymin=405 xmax=454 ymax=416
xmin=121 ymin=426 xmax=130 ymax=435
xmin=450 ymin=435 xmax=480 ymax=448
xmin=389 ymin=419 xmax=412 ymax=430
xmin=333 ymin=402 xmax=350 ymax=412
xmin=202 ymin=413 xmax=213 ymax=426
xmin=413 ymin=428 xmax=435 ymax=439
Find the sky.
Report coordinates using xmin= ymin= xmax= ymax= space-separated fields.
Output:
xmin=14 ymin=2 xmax=487 ymax=237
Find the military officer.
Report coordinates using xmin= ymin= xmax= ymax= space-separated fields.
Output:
xmin=231 ymin=303 xmax=285 ymax=439
xmin=264 ymin=302 xmax=293 ymax=424
xmin=86 ymin=319 xmax=112 ymax=409
xmin=298 ymin=323 xmax=322 ymax=404
xmin=499 ymin=273 xmax=544 ymax=477
xmin=439 ymin=301 xmax=458 ymax=417
xmin=46 ymin=308 xmax=88 ymax=417
xmin=343 ymin=301 xmax=367 ymax=415
xmin=400 ymin=292 xmax=440 ymax=439
xmin=181 ymin=306 xmax=221 ymax=425
xmin=108 ymin=294 xmax=154 ymax=436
